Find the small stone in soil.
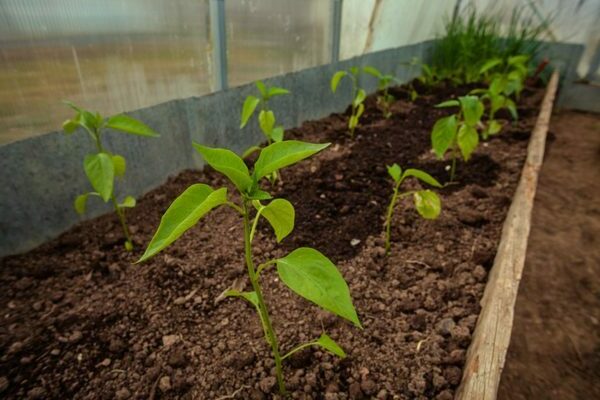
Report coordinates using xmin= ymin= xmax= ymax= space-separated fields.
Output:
xmin=159 ymin=376 xmax=171 ymax=392
xmin=162 ymin=334 xmax=179 ymax=347
xmin=115 ymin=388 xmax=131 ymax=400
xmin=259 ymin=376 xmax=276 ymax=393
xmin=0 ymin=376 xmax=8 ymax=393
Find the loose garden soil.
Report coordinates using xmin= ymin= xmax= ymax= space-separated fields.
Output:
xmin=0 ymin=81 xmax=544 ymax=399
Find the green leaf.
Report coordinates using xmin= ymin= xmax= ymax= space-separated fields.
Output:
xmin=242 ymin=145 xmax=262 ymax=159
xmin=349 ymin=66 xmax=359 ymax=76
xmin=267 ymin=87 xmax=290 ymax=97
xmin=62 ymin=119 xmax=78 ymax=134
xmin=348 ymin=115 xmax=358 ymax=131
xmin=224 ymin=290 xmax=259 ymax=308
xmin=331 ymin=71 xmax=347 ymax=93
xmin=315 ymin=333 xmax=346 ymax=358
xmin=362 ymin=66 xmax=381 ymax=78
xmin=258 ymin=110 xmax=275 ymax=136
xmin=84 ymin=153 xmax=114 ymax=202
xmin=119 ymin=195 xmax=136 ymax=208
xmin=413 ymin=190 xmax=441 ymax=219
xmin=353 ymin=89 xmax=366 ymax=107
xmin=138 ymin=184 xmax=227 ymax=263
xmin=271 ymin=126 xmax=284 ymax=142
xmin=240 ymin=95 xmax=260 ymax=128
xmin=490 ymin=77 xmax=507 ymax=96
xmin=459 ymin=96 xmax=484 ymax=127
xmin=247 ymin=188 xmax=272 ymax=200
xmin=256 ymin=199 xmax=295 ymax=242
xmin=74 ymin=192 xmax=101 ymax=214
xmin=431 ymin=115 xmax=457 ymax=158
xmin=487 ymin=120 xmax=502 ymax=135
xmin=253 ymin=140 xmax=330 ymax=180
xmin=105 ymin=114 xmax=159 ymax=137
xmin=255 ymin=81 xmax=267 ymax=98
xmin=479 ymin=58 xmax=502 ymax=74
xmin=402 ymin=169 xmax=442 ymax=188
xmin=74 ymin=193 xmax=89 ymax=215
xmin=193 ymin=144 xmax=252 ymax=193
xmin=356 ymin=102 xmax=365 ymax=119
xmin=112 ymin=155 xmax=126 ymax=177
xmin=276 ymin=247 xmax=361 ymax=327
xmin=387 ymin=163 xmax=402 ymax=183
xmin=435 ymin=99 xmax=460 ymax=108
xmin=457 ymin=124 xmax=479 ymax=160
xmin=508 ymin=54 xmax=529 ymax=66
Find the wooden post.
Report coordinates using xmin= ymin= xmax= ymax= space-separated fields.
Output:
xmin=455 ymin=71 xmax=560 ymax=400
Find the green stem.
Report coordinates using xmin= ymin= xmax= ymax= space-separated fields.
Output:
xmin=242 ymin=200 xmax=286 ymax=395
xmin=384 ymin=182 xmax=415 ymax=256
xmin=450 ymin=142 xmax=458 ymax=183
xmin=249 ymin=204 xmax=265 ymax=242
xmin=281 ymin=340 xmax=319 ymax=361
xmin=111 ymin=195 xmax=133 ymax=250
xmin=384 ymin=184 xmax=400 ymax=256
xmin=93 ymin=132 xmax=133 ymax=250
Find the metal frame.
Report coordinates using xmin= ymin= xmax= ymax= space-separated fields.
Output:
xmin=210 ymin=0 xmax=228 ymax=91
xmin=331 ymin=0 xmax=343 ymax=63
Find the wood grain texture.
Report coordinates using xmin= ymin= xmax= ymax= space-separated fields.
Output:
xmin=455 ymin=71 xmax=560 ymax=400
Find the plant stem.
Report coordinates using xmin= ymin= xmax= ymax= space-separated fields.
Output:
xmin=281 ymin=340 xmax=319 ymax=361
xmin=450 ymin=142 xmax=458 ymax=182
xmin=384 ymin=184 xmax=400 ymax=256
xmin=94 ymin=133 xmax=133 ymax=250
xmin=111 ymin=195 xmax=133 ymax=250
xmin=242 ymin=200 xmax=286 ymax=395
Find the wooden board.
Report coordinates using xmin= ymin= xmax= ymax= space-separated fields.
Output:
xmin=455 ymin=71 xmax=560 ymax=400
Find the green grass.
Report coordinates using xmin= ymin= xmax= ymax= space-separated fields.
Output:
xmin=431 ymin=6 xmax=551 ymax=84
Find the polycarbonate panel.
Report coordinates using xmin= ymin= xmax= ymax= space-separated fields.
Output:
xmin=0 ymin=0 xmax=212 ymax=145
xmin=226 ymin=0 xmax=332 ymax=87
xmin=340 ymin=0 xmax=455 ymax=60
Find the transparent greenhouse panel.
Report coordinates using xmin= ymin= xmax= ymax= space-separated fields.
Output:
xmin=340 ymin=0 xmax=455 ymax=60
xmin=0 ymin=0 xmax=212 ymax=145
xmin=225 ymin=0 xmax=332 ymax=88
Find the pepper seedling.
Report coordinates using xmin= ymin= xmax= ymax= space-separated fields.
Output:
xmin=62 ymin=101 xmax=159 ymax=251
xmin=431 ymin=95 xmax=485 ymax=182
xmin=363 ymin=66 xmax=399 ymax=118
xmin=479 ymin=54 xmax=529 ymax=99
xmin=384 ymin=164 xmax=442 ymax=255
xmin=331 ymin=67 xmax=366 ymax=138
xmin=138 ymin=140 xmax=361 ymax=395
xmin=470 ymin=84 xmax=518 ymax=139
xmin=240 ymin=80 xmax=290 ymax=157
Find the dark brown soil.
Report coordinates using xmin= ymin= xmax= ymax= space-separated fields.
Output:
xmin=498 ymin=110 xmax=600 ymax=400
xmin=0 ymin=81 xmax=544 ymax=399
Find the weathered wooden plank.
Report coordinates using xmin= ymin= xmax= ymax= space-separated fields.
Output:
xmin=455 ymin=71 xmax=560 ymax=400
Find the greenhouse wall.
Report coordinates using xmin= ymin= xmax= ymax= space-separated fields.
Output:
xmin=0 ymin=0 xmax=596 ymax=257
xmin=0 ymin=41 xmax=434 ymax=257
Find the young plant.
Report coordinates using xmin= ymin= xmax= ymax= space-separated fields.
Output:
xmin=240 ymin=80 xmax=290 ymax=157
xmin=431 ymin=95 xmax=485 ymax=182
xmin=470 ymin=83 xmax=518 ymax=139
xmin=384 ymin=164 xmax=442 ymax=255
xmin=363 ymin=66 xmax=398 ymax=118
xmin=331 ymin=67 xmax=366 ymax=138
xmin=138 ymin=140 xmax=361 ymax=395
xmin=62 ymin=101 xmax=159 ymax=251
xmin=479 ymin=54 xmax=530 ymax=99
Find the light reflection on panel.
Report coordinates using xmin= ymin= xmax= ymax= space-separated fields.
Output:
xmin=226 ymin=0 xmax=331 ymax=88
xmin=0 ymin=0 xmax=212 ymax=144
xmin=340 ymin=0 xmax=455 ymax=60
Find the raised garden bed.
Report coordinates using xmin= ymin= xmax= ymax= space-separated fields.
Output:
xmin=0 ymin=74 xmax=555 ymax=399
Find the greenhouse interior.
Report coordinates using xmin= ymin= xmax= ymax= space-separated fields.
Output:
xmin=1 ymin=0 xmax=599 ymax=398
